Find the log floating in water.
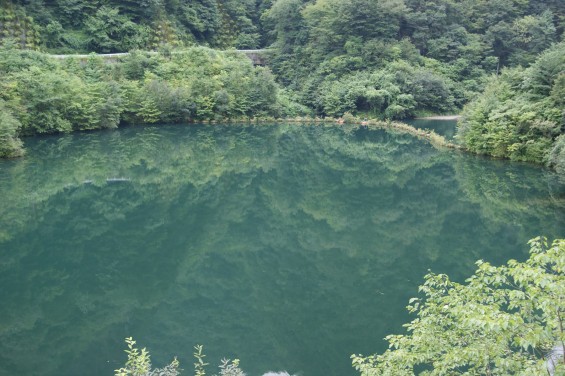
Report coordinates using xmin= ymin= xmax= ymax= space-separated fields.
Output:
xmin=106 ymin=178 xmax=131 ymax=183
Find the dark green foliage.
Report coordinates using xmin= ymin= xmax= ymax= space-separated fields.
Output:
xmin=301 ymin=0 xmax=406 ymax=58
xmin=505 ymin=10 xmax=557 ymax=66
xmin=263 ymin=0 xmax=563 ymax=119
xmin=84 ymin=6 xmax=150 ymax=53
xmin=1 ymin=0 xmax=272 ymax=52
xmin=301 ymin=61 xmax=458 ymax=119
xmin=177 ymin=0 xmax=220 ymax=42
xmin=261 ymin=0 xmax=307 ymax=53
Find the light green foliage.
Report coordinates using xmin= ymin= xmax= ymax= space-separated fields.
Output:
xmin=0 ymin=99 xmax=24 ymax=157
xmin=115 ymin=337 xmax=180 ymax=376
xmin=458 ymin=42 xmax=565 ymax=164
xmin=193 ymin=345 xmax=208 ymax=376
xmin=115 ymin=340 xmax=244 ymax=376
xmin=0 ymin=46 xmax=302 ymax=154
xmin=193 ymin=345 xmax=247 ymax=376
xmin=13 ymin=67 xmax=76 ymax=134
xmin=548 ymin=134 xmax=565 ymax=174
xmin=115 ymin=337 xmax=152 ymax=376
xmin=3 ymin=55 xmax=123 ymax=134
xmin=352 ymin=237 xmax=565 ymax=375
xmin=217 ymin=359 xmax=245 ymax=376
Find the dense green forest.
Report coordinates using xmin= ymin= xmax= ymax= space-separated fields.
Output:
xmin=0 ymin=0 xmax=564 ymax=164
xmin=0 ymin=48 xmax=310 ymax=157
xmin=459 ymin=42 xmax=565 ymax=169
xmin=0 ymin=0 xmax=272 ymax=50
xmin=264 ymin=0 xmax=563 ymax=117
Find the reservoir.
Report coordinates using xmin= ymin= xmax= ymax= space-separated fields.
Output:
xmin=0 ymin=123 xmax=563 ymax=375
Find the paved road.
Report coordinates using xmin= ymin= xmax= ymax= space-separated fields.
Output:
xmin=49 ymin=49 xmax=272 ymax=59
xmin=50 ymin=52 xmax=132 ymax=59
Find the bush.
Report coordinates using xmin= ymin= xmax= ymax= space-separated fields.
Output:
xmin=548 ymin=135 xmax=565 ymax=174
xmin=0 ymin=100 xmax=24 ymax=158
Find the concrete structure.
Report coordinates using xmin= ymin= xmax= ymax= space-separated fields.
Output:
xmin=236 ymin=49 xmax=273 ymax=65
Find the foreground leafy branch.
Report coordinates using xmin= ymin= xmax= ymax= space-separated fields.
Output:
xmin=352 ymin=237 xmax=565 ymax=375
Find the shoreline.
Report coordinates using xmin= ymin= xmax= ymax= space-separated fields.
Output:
xmin=415 ymin=115 xmax=462 ymax=120
xmin=9 ymin=117 xmax=461 ymax=155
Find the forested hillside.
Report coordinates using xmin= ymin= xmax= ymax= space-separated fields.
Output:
xmin=0 ymin=0 xmax=564 ymax=167
xmin=1 ymin=0 xmax=563 ymax=116
xmin=264 ymin=0 xmax=564 ymax=118
xmin=0 ymin=0 xmax=272 ymax=51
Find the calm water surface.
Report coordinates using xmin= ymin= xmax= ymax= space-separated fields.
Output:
xmin=0 ymin=123 xmax=563 ymax=376
xmin=405 ymin=118 xmax=458 ymax=139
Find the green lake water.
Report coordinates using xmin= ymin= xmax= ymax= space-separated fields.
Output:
xmin=0 ymin=123 xmax=563 ymax=376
